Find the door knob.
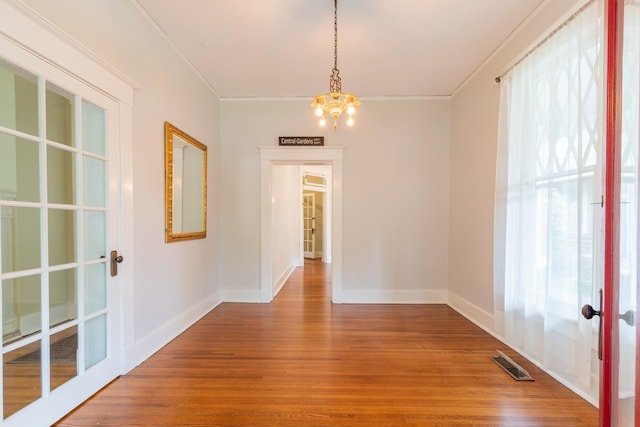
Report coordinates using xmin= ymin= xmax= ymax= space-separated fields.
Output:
xmin=581 ymin=304 xmax=601 ymax=319
xmin=620 ymin=309 xmax=635 ymax=327
xmin=581 ymin=289 xmax=603 ymax=361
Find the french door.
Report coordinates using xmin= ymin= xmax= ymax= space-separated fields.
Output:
xmin=0 ymin=47 xmax=122 ymax=425
xmin=303 ymin=192 xmax=316 ymax=259
xmin=600 ymin=0 xmax=639 ymax=425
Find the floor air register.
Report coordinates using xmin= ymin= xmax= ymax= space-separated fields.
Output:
xmin=491 ymin=350 xmax=534 ymax=381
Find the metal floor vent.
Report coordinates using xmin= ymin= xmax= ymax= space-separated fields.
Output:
xmin=490 ymin=350 xmax=534 ymax=381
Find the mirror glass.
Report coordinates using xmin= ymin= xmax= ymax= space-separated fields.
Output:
xmin=165 ymin=122 xmax=207 ymax=242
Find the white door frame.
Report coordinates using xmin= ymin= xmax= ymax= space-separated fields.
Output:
xmin=259 ymin=146 xmax=344 ymax=303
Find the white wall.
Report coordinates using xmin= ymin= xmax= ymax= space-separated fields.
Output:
xmin=221 ymin=98 xmax=450 ymax=303
xmin=17 ymin=0 xmax=222 ymax=368
xmin=271 ymin=164 xmax=301 ymax=297
xmin=448 ymin=0 xmax=585 ymax=332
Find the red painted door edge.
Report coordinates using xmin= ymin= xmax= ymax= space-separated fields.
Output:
xmin=602 ymin=0 xmax=624 ymax=425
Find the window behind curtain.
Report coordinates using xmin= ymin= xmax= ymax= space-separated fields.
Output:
xmin=494 ymin=0 xmax=603 ymax=402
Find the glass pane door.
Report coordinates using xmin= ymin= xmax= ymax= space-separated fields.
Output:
xmin=0 ymin=54 xmax=119 ymax=424
xmin=303 ymin=192 xmax=315 ymax=259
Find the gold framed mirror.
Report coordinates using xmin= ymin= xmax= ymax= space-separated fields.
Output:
xmin=165 ymin=121 xmax=207 ymax=242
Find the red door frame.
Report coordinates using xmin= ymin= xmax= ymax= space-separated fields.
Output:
xmin=602 ymin=0 xmax=624 ymax=425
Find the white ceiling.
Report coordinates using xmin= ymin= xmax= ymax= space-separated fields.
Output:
xmin=134 ymin=0 xmax=545 ymax=99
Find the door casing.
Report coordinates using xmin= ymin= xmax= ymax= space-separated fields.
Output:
xmin=259 ymin=146 xmax=344 ymax=303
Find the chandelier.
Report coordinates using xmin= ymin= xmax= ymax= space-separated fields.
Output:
xmin=311 ymin=0 xmax=361 ymax=131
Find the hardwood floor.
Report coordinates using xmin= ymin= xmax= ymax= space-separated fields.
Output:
xmin=56 ymin=260 xmax=598 ymax=426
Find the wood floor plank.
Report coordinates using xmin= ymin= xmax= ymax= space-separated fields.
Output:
xmin=55 ymin=260 xmax=598 ymax=426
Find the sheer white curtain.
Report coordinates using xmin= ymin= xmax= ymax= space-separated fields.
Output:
xmin=494 ymin=0 xmax=603 ymax=402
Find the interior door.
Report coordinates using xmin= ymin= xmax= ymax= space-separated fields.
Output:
xmin=303 ymin=192 xmax=316 ymax=259
xmin=598 ymin=0 xmax=639 ymax=425
xmin=0 ymin=52 xmax=122 ymax=426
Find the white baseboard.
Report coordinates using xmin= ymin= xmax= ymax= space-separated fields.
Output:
xmin=124 ymin=292 xmax=222 ymax=373
xmin=3 ymin=319 xmax=17 ymax=336
xmin=335 ymin=289 xmax=447 ymax=304
xmin=222 ymin=287 xmax=263 ymax=302
xmin=17 ymin=303 xmax=74 ymax=337
xmin=446 ymin=291 xmax=497 ymax=335
xmin=20 ymin=310 xmax=41 ymax=337
xmin=273 ymin=264 xmax=296 ymax=298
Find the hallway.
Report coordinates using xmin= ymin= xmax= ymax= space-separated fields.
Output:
xmin=57 ymin=260 xmax=598 ymax=426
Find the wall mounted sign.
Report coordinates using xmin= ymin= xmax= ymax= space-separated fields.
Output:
xmin=279 ymin=136 xmax=324 ymax=146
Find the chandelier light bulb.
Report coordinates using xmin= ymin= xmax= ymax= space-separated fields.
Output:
xmin=347 ymin=104 xmax=355 ymax=115
xmin=319 ymin=117 xmax=327 ymax=127
xmin=315 ymin=106 xmax=324 ymax=117
xmin=347 ymin=117 xmax=354 ymax=127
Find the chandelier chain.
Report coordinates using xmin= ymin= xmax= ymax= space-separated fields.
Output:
xmin=333 ymin=0 xmax=338 ymax=70
xmin=329 ymin=0 xmax=342 ymax=93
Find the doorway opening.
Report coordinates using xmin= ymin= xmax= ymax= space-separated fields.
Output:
xmin=301 ymin=166 xmax=332 ymax=263
xmin=259 ymin=146 xmax=344 ymax=303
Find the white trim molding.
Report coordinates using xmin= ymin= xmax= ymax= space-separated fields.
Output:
xmin=340 ymin=289 xmax=447 ymax=304
xmin=0 ymin=1 xmax=135 ymax=105
xmin=126 ymin=294 xmax=222 ymax=371
xmin=446 ymin=291 xmax=497 ymax=334
xmin=273 ymin=264 xmax=296 ymax=298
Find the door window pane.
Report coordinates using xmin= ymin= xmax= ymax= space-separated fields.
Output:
xmin=0 ymin=133 xmax=40 ymax=203
xmin=83 ymin=211 xmax=105 ymax=261
xmin=3 ymin=340 xmax=42 ymax=419
xmin=49 ymin=326 xmax=77 ymax=391
xmin=0 ymin=58 xmax=38 ymax=136
xmin=47 ymin=145 xmax=75 ymax=205
xmin=45 ymin=84 xmax=74 ymax=147
xmin=82 ymin=101 xmax=105 ymax=156
xmin=85 ymin=314 xmax=106 ymax=369
xmin=85 ymin=263 xmax=106 ymax=315
xmin=49 ymin=268 xmax=77 ymax=326
xmin=83 ymin=156 xmax=106 ymax=207
xmin=7 ymin=207 xmax=41 ymax=273
xmin=48 ymin=209 xmax=76 ymax=266
xmin=2 ymin=275 xmax=42 ymax=343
